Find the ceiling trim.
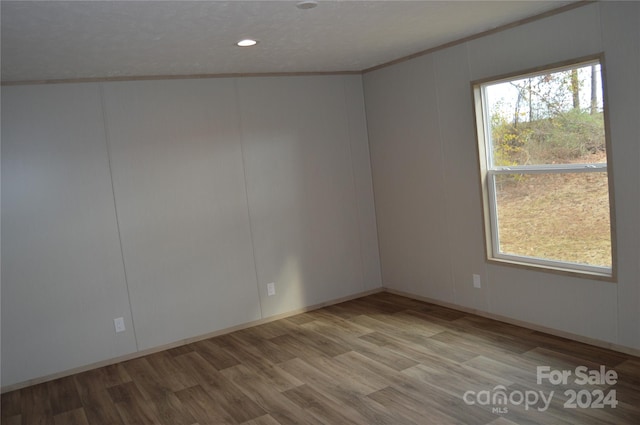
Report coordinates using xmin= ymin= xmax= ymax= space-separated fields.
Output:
xmin=362 ymin=0 xmax=591 ymax=74
xmin=1 ymin=1 xmax=590 ymax=87
xmin=0 ymin=71 xmax=363 ymax=87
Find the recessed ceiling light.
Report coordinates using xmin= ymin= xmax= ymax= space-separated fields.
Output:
xmin=237 ymin=39 xmax=258 ymax=47
xmin=296 ymin=0 xmax=318 ymax=10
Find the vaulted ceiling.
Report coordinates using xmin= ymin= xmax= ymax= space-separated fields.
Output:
xmin=1 ymin=1 xmax=576 ymax=83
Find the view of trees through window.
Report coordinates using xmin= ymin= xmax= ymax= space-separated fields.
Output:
xmin=481 ymin=60 xmax=613 ymax=272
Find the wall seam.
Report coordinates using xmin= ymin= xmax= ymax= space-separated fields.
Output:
xmin=597 ymin=0 xmax=619 ymax=348
xmin=432 ymin=55 xmax=458 ymax=306
xmin=637 ymin=1 xmax=640 ymax=350
xmin=341 ymin=75 xmax=368 ymax=292
xmin=360 ymin=74 xmax=386 ymax=289
xmin=232 ymin=78 xmax=264 ymax=320
xmin=464 ymin=41 xmax=492 ymax=314
xmin=98 ymin=83 xmax=140 ymax=351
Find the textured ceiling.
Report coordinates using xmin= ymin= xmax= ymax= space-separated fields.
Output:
xmin=1 ymin=1 xmax=576 ymax=83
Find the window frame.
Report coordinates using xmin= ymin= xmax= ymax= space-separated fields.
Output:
xmin=472 ymin=54 xmax=617 ymax=281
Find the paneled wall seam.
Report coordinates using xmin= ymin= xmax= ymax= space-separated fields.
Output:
xmin=432 ymin=54 xmax=458 ymax=306
xmin=361 ymin=77 xmax=387 ymax=287
xmin=359 ymin=76 xmax=385 ymax=287
xmin=342 ymin=76 xmax=367 ymax=291
xmin=232 ymin=78 xmax=264 ymax=320
xmin=637 ymin=3 xmax=640 ymax=347
xmin=98 ymin=83 xmax=140 ymax=351
xmin=597 ymin=2 xmax=619 ymax=346
xmin=465 ymin=41 xmax=492 ymax=314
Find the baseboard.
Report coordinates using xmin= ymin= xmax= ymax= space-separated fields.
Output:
xmin=1 ymin=287 xmax=383 ymax=394
xmin=384 ymin=287 xmax=640 ymax=358
xmin=6 ymin=285 xmax=636 ymax=393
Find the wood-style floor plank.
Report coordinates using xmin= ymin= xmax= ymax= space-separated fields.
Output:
xmin=3 ymin=292 xmax=639 ymax=425
xmin=0 ymin=390 xmax=20 ymax=420
xmin=74 ymin=386 xmax=124 ymax=425
xmin=174 ymin=385 xmax=237 ymax=425
xmin=190 ymin=339 xmax=242 ymax=371
xmin=0 ymin=417 xmax=20 ymax=425
xmin=173 ymin=352 xmax=266 ymax=423
xmin=107 ymin=381 xmax=161 ymax=425
xmin=47 ymin=376 xmax=83 ymax=415
xmin=20 ymin=383 xmax=54 ymax=425
xmin=367 ymin=385 xmax=459 ymax=425
xmin=239 ymin=414 xmax=282 ymax=425
xmin=220 ymin=364 xmax=324 ymax=425
xmin=52 ymin=408 xmax=89 ymax=425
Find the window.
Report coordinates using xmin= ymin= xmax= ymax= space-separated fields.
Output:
xmin=473 ymin=56 xmax=615 ymax=278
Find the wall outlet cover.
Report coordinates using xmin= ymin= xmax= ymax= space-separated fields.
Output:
xmin=114 ymin=317 xmax=126 ymax=333
xmin=473 ymin=274 xmax=481 ymax=289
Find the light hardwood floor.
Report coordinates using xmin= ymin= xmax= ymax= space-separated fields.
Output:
xmin=2 ymin=292 xmax=639 ymax=424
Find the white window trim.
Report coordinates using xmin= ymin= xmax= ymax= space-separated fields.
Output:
xmin=473 ymin=56 xmax=616 ymax=280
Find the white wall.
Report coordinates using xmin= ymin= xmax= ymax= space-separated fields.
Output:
xmin=1 ymin=74 xmax=381 ymax=388
xmin=237 ymin=76 xmax=380 ymax=318
xmin=1 ymin=84 xmax=137 ymax=386
xmin=364 ymin=2 xmax=640 ymax=350
xmin=102 ymin=79 xmax=262 ymax=351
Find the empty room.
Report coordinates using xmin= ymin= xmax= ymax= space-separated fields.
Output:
xmin=1 ymin=1 xmax=639 ymax=424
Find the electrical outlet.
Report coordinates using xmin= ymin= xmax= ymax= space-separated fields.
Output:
xmin=473 ymin=274 xmax=481 ymax=289
xmin=267 ymin=282 xmax=276 ymax=296
xmin=114 ymin=317 xmax=126 ymax=333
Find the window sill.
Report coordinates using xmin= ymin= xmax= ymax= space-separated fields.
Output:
xmin=486 ymin=256 xmax=616 ymax=283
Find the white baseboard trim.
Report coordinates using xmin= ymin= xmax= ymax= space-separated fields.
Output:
xmin=384 ymin=287 xmax=640 ymax=358
xmin=5 ymin=286 xmax=637 ymax=393
xmin=1 ymin=287 xmax=383 ymax=394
